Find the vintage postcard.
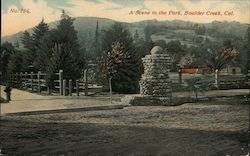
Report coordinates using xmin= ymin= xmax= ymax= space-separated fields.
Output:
xmin=0 ymin=0 xmax=249 ymax=155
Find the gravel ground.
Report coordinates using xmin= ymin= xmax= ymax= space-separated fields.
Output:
xmin=0 ymin=99 xmax=249 ymax=155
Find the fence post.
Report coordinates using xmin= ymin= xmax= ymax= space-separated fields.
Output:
xmin=20 ymin=72 xmax=23 ymax=88
xmin=15 ymin=73 xmax=18 ymax=87
xmin=84 ymin=69 xmax=88 ymax=96
xmin=31 ymin=72 xmax=34 ymax=91
xmin=37 ymin=71 xmax=41 ymax=93
xmin=76 ymin=79 xmax=79 ymax=96
xmin=178 ymin=68 xmax=182 ymax=84
xmin=215 ymin=69 xmax=218 ymax=88
xmin=47 ymin=86 xmax=51 ymax=95
xmin=25 ymin=72 xmax=28 ymax=89
xmin=63 ymin=79 xmax=67 ymax=96
xmin=59 ymin=70 xmax=63 ymax=95
xmin=69 ymin=79 xmax=72 ymax=96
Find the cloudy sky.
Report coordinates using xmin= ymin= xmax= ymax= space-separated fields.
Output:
xmin=1 ymin=0 xmax=250 ymax=36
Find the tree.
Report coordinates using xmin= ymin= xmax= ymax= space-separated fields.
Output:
xmin=21 ymin=31 xmax=33 ymax=51
xmin=154 ymin=40 xmax=167 ymax=49
xmin=184 ymin=77 xmax=213 ymax=101
xmin=21 ymin=31 xmax=34 ymax=67
xmin=37 ymin=10 xmax=85 ymax=89
xmin=1 ymin=42 xmax=15 ymax=81
xmin=166 ymin=40 xmax=185 ymax=71
xmin=194 ymin=25 xmax=206 ymax=35
xmin=100 ymin=22 xmax=140 ymax=93
xmin=7 ymin=49 xmax=28 ymax=81
xmin=21 ymin=19 xmax=49 ymax=71
xmin=99 ymin=42 xmax=129 ymax=103
xmin=133 ymin=29 xmax=140 ymax=43
xmin=203 ymin=42 xmax=236 ymax=87
xmin=89 ymin=21 xmax=102 ymax=61
xmin=32 ymin=18 xmax=49 ymax=50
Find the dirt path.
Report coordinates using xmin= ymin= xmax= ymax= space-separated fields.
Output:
xmin=0 ymin=86 xmax=123 ymax=114
xmin=1 ymin=85 xmax=249 ymax=115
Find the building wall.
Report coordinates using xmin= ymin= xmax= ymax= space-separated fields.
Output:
xmin=220 ymin=66 xmax=241 ymax=75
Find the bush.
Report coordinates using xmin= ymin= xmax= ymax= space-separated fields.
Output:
xmin=112 ymin=81 xmax=139 ymax=94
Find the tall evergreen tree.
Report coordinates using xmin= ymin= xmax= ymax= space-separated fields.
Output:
xmin=32 ymin=18 xmax=49 ymax=50
xmin=100 ymin=22 xmax=140 ymax=93
xmin=133 ymin=29 xmax=139 ymax=43
xmin=21 ymin=19 xmax=49 ymax=71
xmin=37 ymin=10 xmax=85 ymax=88
xmin=21 ymin=31 xmax=33 ymax=52
xmin=89 ymin=21 xmax=102 ymax=61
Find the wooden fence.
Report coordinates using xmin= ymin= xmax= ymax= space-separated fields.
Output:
xmin=10 ymin=69 xmax=103 ymax=96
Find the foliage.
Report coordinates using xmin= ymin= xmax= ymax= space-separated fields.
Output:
xmin=184 ymin=77 xmax=213 ymax=100
xmin=166 ymin=40 xmax=185 ymax=71
xmin=0 ymin=42 xmax=16 ymax=81
xmin=90 ymin=21 xmax=102 ymax=61
xmin=133 ymin=29 xmax=140 ymax=43
xmin=204 ymin=45 xmax=235 ymax=72
xmin=154 ymin=40 xmax=167 ymax=49
xmin=21 ymin=19 xmax=49 ymax=71
xmin=36 ymin=10 xmax=85 ymax=88
xmin=99 ymin=42 xmax=129 ymax=79
xmin=7 ymin=50 xmax=27 ymax=77
xmin=100 ymin=23 xmax=141 ymax=93
xmin=194 ymin=25 xmax=206 ymax=35
xmin=32 ymin=18 xmax=49 ymax=50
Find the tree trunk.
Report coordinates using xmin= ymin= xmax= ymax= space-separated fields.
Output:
xmin=109 ymin=77 xmax=112 ymax=104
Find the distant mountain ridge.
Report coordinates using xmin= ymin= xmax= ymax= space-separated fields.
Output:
xmin=1 ymin=17 xmax=249 ymax=45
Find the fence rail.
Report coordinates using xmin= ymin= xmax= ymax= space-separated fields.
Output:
xmin=10 ymin=69 xmax=103 ymax=96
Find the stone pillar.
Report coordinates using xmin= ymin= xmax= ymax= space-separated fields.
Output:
xmin=121 ymin=46 xmax=173 ymax=106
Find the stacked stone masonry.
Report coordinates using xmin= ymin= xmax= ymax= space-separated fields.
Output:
xmin=140 ymin=53 xmax=172 ymax=97
xmin=121 ymin=46 xmax=173 ymax=106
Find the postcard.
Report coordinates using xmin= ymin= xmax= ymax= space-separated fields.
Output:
xmin=0 ymin=0 xmax=249 ymax=155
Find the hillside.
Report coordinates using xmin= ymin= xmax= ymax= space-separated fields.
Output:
xmin=1 ymin=17 xmax=249 ymax=47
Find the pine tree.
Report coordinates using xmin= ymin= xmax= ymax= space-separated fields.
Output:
xmin=100 ymin=22 xmax=140 ymax=93
xmin=20 ymin=31 xmax=34 ymax=70
xmin=37 ymin=10 xmax=85 ymax=88
xmin=21 ymin=19 xmax=49 ymax=71
xmin=21 ymin=31 xmax=33 ymax=52
xmin=90 ymin=21 xmax=102 ymax=61
xmin=32 ymin=18 xmax=49 ymax=50
xmin=133 ymin=29 xmax=139 ymax=43
xmin=54 ymin=10 xmax=83 ymax=80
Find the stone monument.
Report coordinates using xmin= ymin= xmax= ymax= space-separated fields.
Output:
xmin=122 ymin=46 xmax=173 ymax=106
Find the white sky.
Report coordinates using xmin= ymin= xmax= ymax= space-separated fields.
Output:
xmin=2 ymin=0 xmax=250 ymax=36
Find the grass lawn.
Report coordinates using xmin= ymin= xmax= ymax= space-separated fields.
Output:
xmin=0 ymin=99 xmax=249 ymax=155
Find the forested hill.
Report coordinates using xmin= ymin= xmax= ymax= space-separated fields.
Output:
xmin=2 ymin=17 xmax=249 ymax=46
